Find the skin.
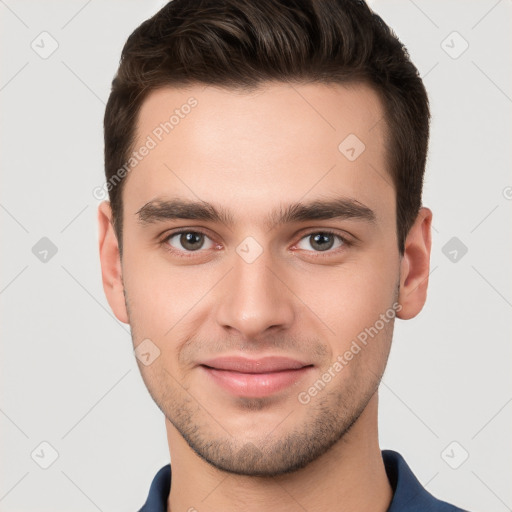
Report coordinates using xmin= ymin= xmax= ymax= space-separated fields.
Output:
xmin=98 ymin=82 xmax=432 ymax=512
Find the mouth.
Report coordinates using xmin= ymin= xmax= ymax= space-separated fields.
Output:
xmin=199 ymin=356 xmax=314 ymax=398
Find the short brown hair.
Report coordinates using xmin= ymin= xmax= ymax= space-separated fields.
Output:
xmin=104 ymin=0 xmax=430 ymax=255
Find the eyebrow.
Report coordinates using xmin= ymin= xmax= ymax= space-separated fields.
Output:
xmin=135 ymin=196 xmax=376 ymax=231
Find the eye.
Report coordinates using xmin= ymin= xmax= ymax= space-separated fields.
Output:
xmin=160 ymin=228 xmax=352 ymax=259
xmin=295 ymin=230 xmax=349 ymax=254
xmin=163 ymin=230 xmax=217 ymax=254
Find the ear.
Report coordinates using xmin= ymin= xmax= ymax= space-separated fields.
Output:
xmin=396 ymin=207 xmax=433 ymax=320
xmin=97 ymin=201 xmax=129 ymax=324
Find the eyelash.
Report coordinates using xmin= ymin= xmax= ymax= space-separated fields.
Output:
xmin=159 ymin=228 xmax=353 ymax=259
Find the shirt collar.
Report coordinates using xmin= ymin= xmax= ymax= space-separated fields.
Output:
xmin=382 ymin=450 xmax=467 ymax=511
xmin=138 ymin=449 xmax=467 ymax=512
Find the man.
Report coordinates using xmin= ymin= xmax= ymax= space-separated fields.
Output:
xmin=98 ymin=0 xmax=470 ymax=511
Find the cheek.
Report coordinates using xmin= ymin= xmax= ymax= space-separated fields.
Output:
xmin=293 ymin=252 xmax=398 ymax=344
xmin=122 ymin=228 xmax=399 ymax=344
xmin=122 ymin=247 xmax=218 ymax=344
xmin=122 ymin=250 xmax=183 ymax=336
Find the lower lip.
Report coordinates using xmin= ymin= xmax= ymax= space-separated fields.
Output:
xmin=201 ymin=366 xmax=313 ymax=398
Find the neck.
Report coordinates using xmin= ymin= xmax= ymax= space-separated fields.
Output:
xmin=166 ymin=393 xmax=392 ymax=512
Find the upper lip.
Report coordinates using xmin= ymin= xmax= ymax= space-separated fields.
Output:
xmin=200 ymin=356 xmax=311 ymax=373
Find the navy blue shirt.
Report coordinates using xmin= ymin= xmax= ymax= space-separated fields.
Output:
xmin=138 ymin=449 xmax=470 ymax=511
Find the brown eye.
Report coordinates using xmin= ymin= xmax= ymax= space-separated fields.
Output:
xmin=164 ymin=231 xmax=215 ymax=253
xmin=296 ymin=231 xmax=347 ymax=253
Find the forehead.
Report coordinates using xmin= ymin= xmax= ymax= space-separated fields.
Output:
xmin=123 ymin=82 xmax=393 ymax=229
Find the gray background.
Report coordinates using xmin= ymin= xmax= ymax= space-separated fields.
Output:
xmin=1 ymin=0 xmax=511 ymax=510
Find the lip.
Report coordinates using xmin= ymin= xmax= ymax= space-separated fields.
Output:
xmin=199 ymin=356 xmax=314 ymax=398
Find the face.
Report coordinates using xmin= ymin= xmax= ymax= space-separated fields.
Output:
xmin=99 ymin=82 xmax=430 ymax=477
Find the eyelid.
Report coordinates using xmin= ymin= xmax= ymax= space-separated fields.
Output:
xmin=295 ymin=227 xmax=354 ymax=244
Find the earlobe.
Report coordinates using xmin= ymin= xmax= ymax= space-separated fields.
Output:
xmin=97 ymin=201 xmax=129 ymax=324
xmin=396 ymin=207 xmax=433 ymax=320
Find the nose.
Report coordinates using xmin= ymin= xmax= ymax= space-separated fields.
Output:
xmin=214 ymin=247 xmax=295 ymax=340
